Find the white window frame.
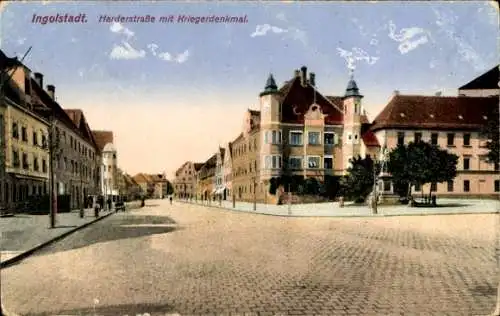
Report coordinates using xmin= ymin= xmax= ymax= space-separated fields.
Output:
xmin=264 ymin=155 xmax=282 ymax=169
xmin=288 ymin=155 xmax=303 ymax=170
xmin=324 ymin=132 xmax=336 ymax=146
xmin=276 ymin=130 xmax=283 ymax=144
xmin=308 ymin=131 xmax=322 ymax=145
xmin=306 ymin=155 xmax=321 ymax=169
xmin=289 ymin=130 xmax=303 ymax=146
xmin=271 ymin=155 xmax=282 ymax=169
xmin=323 ymin=155 xmax=334 ymax=169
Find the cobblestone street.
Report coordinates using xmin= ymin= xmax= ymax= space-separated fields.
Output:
xmin=1 ymin=200 xmax=498 ymax=315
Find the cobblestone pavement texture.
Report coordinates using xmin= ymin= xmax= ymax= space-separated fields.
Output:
xmin=1 ymin=200 xmax=498 ymax=316
xmin=0 ymin=202 xmax=141 ymax=263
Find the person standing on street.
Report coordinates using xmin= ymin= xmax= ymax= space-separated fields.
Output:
xmin=169 ymin=195 xmax=173 ymax=205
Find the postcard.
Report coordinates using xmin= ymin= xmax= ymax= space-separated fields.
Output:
xmin=0 ymin=1 xmax=499 ymax=315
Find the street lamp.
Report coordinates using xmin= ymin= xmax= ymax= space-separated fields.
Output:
xmin=253 ymin=176 xmax=257 ymax=211
xmin=41 ymin=112 xmax=60 ymax=228
xmin=79 ymin=166 xmax=84 ymax=218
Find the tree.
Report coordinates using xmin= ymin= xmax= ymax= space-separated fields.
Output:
xmin=340 ymin=155 xmax=379 ymax=203
xmin=387 ymin=141 xmax=458 ymax=199
xmin=481 ymin=105 xmax=499 ymax=167
xmin=166 ymin=181 xmax=174 ymax=195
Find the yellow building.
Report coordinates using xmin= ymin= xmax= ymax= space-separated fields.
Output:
xmin=1 ymin=57 xmax=50 ymax=208
xmin=187 ymin=65 xmax=499 ymax=203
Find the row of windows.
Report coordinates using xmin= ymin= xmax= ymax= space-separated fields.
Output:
xmin=175 ymin=184 xmax=193 ymax=191
xmin=11 ymin=122 xmax=48 ymax=148
xmin=11 ymin=150 xmax=47 ymax=173
xmin=11 ymin=122 xmax=97 ymax=160
xmin=397 ymin=132 xmax=473 ymax=147
xmin=262 ymin=155 xmax=334 ymax=170
xmin=233 ymin=138 xmax=258 ymax=158
xmin=415 ymin=180 xmax=500 ymax=193
xmin=55 ymin=156 xmax=96 ymax=179
xmin=263 ymin=130 xmax=338 ymax=146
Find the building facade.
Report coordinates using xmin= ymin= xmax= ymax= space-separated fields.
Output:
xmin=214 ymin=147 xmax=226 ymax=199
xmin=188 ymin=65 xmax=499 ymax=202
xmin=1 ymin=63 xmax=50 ymax=209
xmin=173 ymin=161 xmax=202 ymax=198
xmin=222 ymin=142 xmax=233 ymax=200
xmin=92 ymin=130 xmax=119 ymax=199
xmin=195 ymin=154 xmax=217 ymax=201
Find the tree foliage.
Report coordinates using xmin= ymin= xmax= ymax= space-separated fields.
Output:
xmin=340 ymin=155 xmax=379 ymax=202
xmin=166 ymin=181 xmax=174 ymax=195
xmin=387 ymin=141 xmax=458 ymax=197
xmin=481 ymin=105 xmax=499 ymax=166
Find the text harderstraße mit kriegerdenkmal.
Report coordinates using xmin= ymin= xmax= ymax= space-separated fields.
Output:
xmin=31 ymin=13 xmax=249 ymax=25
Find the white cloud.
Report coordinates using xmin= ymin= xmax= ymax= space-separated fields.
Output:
xmin=158 ymin=50 xmax=190 ymax=63
xmin=432 ymin=9 xmax=487 ymax=71
xmin=370 ymin=38 xmax=378 ymax=46
xmin=109 ymin=42 xmax=146 ymax=60
xmin=109 ymin=22 xmax=135 ymax=38
xmin=16 ymin=37 xmax=26 ymax=45
xmin=276 ymin=12 xmax=287 ymax=22
xmin=158 ymin=52 xmax=172 ymax=61
xmin=250 ymin=24 xmax=288 ymax=37
xmin=337 ymin=47 xmax=379 ymax=70
xmin=398 ymin=36 xmax=428 ymax=54
xmin=147 ymin=43 xmax=159 ymax=56
xmin=387 ymin=20 xmax=430 ymax=54
xmin=175 ymin=50 xmax=190 ymax=64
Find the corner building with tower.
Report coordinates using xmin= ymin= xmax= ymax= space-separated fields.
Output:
xmin=176 ymin=65 xmax=499 ymax=203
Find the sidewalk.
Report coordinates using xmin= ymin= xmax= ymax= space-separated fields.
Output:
xmin=178 ymin=198 xmax=500 ymax=217
xmin=0 ymin=203 xmax=143 ymax=268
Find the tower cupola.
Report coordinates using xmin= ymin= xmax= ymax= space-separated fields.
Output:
xmin=259 ymin=73 xmax=278 ymax=97
xmin=343 ymin=73 xmax=364 ymax=99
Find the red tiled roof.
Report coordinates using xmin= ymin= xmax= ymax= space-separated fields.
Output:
xmin=280 ymin=76 xmax=344 ymax=125
xmin=175 ymin=162 xmax=190 ymax=177
xmin=361 ymin=130 xmax=379 ymax=147
xmin=459 ymin=65 xmax=499 ymax=90
xmin=92 ymin=130 xmax=114 ymax=151
xmin=133 ymin=173 xmax=151 ymax=184
xmin=30 ymin=78 xmax=90 ymax=141
xmin=370 ymin=95 xmax=499 ymax=132
xmin=65 ymin=109 xmax=98 ymax=150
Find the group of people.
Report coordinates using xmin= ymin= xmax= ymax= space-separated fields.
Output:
xmin=87 ymin=195 xmax=113 ymax=211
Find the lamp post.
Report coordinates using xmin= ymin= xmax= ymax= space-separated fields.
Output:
xmin=253 ymin=176 xmax=257 ymax=211
xmin=79 ymin=167 xmax=84 ymax=218
xmin=46 ymin=114 xmax=60 ymax=228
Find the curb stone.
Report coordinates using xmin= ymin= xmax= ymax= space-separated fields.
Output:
xmin=0 ymin=210 xmax=116 ymax=269
xmin=177 ymin=200 xmax=499 ymax=218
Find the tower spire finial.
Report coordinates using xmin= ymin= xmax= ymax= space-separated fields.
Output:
xmin=349 ymin=67 xmax=354 ymax=80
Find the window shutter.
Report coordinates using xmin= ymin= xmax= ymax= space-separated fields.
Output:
xmin=264 ymin=131 xmax=268 ymax=144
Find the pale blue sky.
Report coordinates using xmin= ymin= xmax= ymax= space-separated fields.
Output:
xmin=0 ymin=1 xmax=498 ymax=176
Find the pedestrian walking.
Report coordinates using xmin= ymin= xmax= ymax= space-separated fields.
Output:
xmin=107 ymin=198 xmax=112 ymax=211
xmin=169 ymin=196 xmax=173 ymax=205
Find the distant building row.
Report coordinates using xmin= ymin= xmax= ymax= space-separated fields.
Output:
xmin=0 ymin=50 xmax=121 ymax=210
xmin=174 ymin=65 xmax=499 ymax=202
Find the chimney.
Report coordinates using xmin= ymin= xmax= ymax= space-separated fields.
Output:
xmin=294 ymin=69 xmax=300 ymax=78
xmin=309 ymin=72 xmax=316 ymax=87
xmin=435 ymin=91 xmax=442 ymax=96
xmin=300 ymin=66 xmax=307 ymax=86
xmin=34 ymin=72 xmax=43 ymax=88
xmin=393 ymin=90 xmax=400 ymax=95
xmin=47 ymin=84 xmax=55 ymax=100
